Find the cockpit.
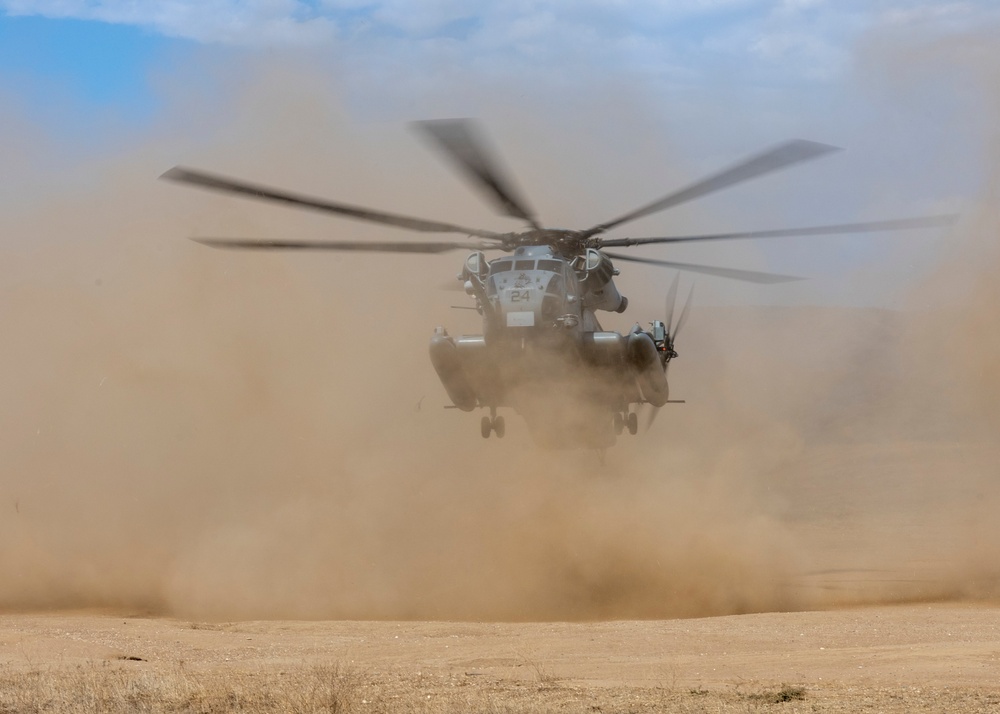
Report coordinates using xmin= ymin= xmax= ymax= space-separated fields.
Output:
xmin=485 ymin=256 xmax=577 ymax=328
xmin=488 ymin=258 xmax=565 ymax=275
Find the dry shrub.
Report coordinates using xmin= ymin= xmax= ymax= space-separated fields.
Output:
xmin=0 ymin=662 xmax=359 ymax=714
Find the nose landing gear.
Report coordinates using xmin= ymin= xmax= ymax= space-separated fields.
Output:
xmin=614 ymin=411 xmax=639 ymax=436
xmin=480 ymin=409 xmax=506 ymax=439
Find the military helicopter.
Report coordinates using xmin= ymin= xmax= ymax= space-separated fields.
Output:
xmin=162 ymin=120 xmax=952 ymax=448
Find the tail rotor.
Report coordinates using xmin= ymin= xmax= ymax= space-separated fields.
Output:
xmin=647 ymin=275 xmax=692 ymax=430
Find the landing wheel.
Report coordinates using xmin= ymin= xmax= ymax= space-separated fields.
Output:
xmin=613 ymin=412 xmax=624 ymax=435
xmin=627 ymin=411 xmax=638 ymax=435
xmin=493 ymin=415 xmax=506 ymax=438
xmin=481 ymin=416 xmax=492 ymax=439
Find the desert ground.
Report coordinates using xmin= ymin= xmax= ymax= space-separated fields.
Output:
xmin=1 ymin=602 xmax=998 ymax=712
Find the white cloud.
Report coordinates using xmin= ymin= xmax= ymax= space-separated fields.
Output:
xmin=0 ymin=0 xmax=776 ymax=49
xmin=780 ymin=0 xmax=824 ymax=11
xmin=881 ymin=2 xmax=970 ymax=24
xmin=2 ymin=0 xmax=999 ymax=85
xmin=2 ymin=0 xmax=338 ymax=46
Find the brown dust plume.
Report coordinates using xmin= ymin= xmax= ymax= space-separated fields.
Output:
xmin=1 ymin=48 xmax=999 ymax=621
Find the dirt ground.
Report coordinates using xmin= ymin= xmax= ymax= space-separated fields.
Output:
xmin=1 ymin=603 xmax=998 ymax=712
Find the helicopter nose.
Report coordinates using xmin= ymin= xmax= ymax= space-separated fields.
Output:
xmin=496 ymin=285 xmax=542 ymax=327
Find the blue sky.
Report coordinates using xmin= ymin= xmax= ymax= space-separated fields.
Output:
xmin=1 ymin=1 xmax=998 ymax=306
xmin=3 ymin=1 xmax=994 ymax=129
xmin=0 ymin=15 xmax=175 ymax=120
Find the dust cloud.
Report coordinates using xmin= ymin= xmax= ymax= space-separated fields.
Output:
xmin=1 ymin=41 xmax=999 ymax=622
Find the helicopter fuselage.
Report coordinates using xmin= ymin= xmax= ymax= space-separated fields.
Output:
xmin=429 ymin=245 xmax=671 ymax=447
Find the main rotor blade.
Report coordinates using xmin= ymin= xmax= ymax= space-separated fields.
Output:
xmin=597 ymin=215 xmax=957 ymax=248
xmin=584 ymin=140 xmax=840 ymax=237
xmin=604 ymin=251 xmax=802 ymax=284
xmin=191 ymin=238 xmax=491 ymax=253
xmin=161 ymin=167 xmax=504 ymax=240
xmin=414 ymin=119 xmax=542 ymax=230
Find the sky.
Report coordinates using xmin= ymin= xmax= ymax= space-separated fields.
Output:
xmin=1 ymin=1 xmax=999 ymax=307
xmin=2 ymin=2 xmax=994 ymax=118
xmin=1 ymin=2 xmax=994 ymax=105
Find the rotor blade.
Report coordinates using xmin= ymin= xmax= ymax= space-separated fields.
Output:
xmin=646 ymin=405 xmax=661 ymax=431
xmin=583 ymin=140 xmax=840 ymax=237
xmin=604 ymin=251 xmax=802 ymax=284
xmin=413 ymin=119 xmax=542 ymax=230
xmin=665 ymin=272 xmax=680 ymax=336
xmin=596 ymin=214 xmax=957 ymax=248
xmin=674 ymin=284 xmax=694 ymax=338
xmin=161 ymin=166 xmax=504 ymax=240
xmin=191 ymin=238 xmax=490 ymax=253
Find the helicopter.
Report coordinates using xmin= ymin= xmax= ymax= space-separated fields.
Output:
xmin=161 ymin=119 xmax=952 ymax=449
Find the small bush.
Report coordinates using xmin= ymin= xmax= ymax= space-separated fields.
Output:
xmin=747 ymin=684 xmax=806 ymax=704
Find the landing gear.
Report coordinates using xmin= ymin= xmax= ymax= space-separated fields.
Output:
xmin=614 ymin=411 xmax=639 ymax=436
xmin=480 ymin=409 xmax=506 ymax=439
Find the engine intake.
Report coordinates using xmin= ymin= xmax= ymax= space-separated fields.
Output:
xmin=578 ymin=248 xmax=627 ymax=313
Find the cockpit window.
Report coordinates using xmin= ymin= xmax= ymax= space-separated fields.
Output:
xmin=490 ymin=260 xmax=513 ymax=274
xmin=537 ymin=259 xmax=562 ymax=272
xmin=514 ymin=259 xmax=535 ymax=271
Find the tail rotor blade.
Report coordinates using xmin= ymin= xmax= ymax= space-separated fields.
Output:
xmin=645 ymin=405 xmax=661 ymax=431
xmin=665 ymin=272 xmax=680 ymax=336
xmin=649 ymin=278 xmax=687 ymax=432
xmin=674 ymin=284 xmax=694 ymax=339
